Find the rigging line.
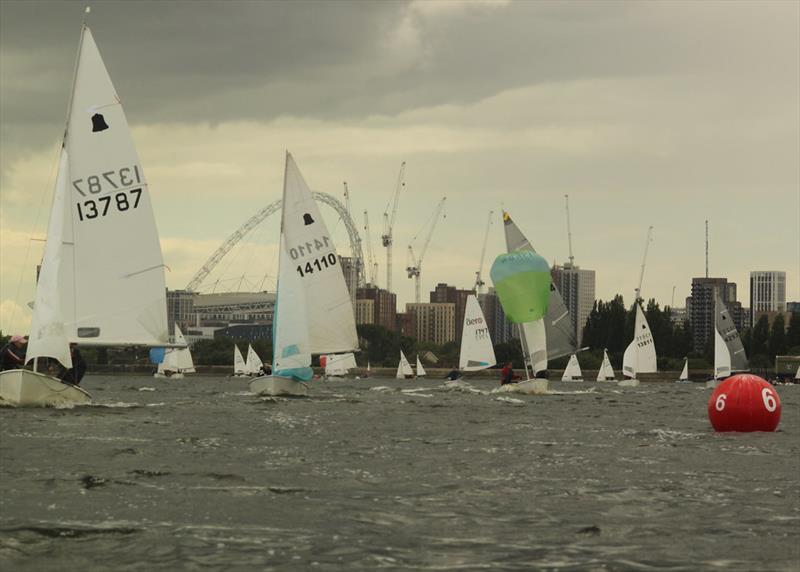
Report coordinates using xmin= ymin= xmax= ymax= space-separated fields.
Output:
xmin=8 ymin=139 xmax=62 ymax=333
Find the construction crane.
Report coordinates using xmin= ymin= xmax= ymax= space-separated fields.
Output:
xmin=474 ymin=210 xmax=494 ymax=294
xmin=406 ymin=197 xmax=447 ymax=303
xmin=381 ymin=161 xmax=406 ymax=294
xmin=363 ymin=210 xmax=379 ymax=286
xmin=634 ymin=225 xmax=654 ymax=303
xmin=342 ymin=182 xmax=359 ymax=307
xmin=564 ymin=194 xmax=575 ymax=267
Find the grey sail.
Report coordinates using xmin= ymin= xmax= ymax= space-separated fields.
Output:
xmin=715 ymin=294 xmax=748 ymax=372
xmin=502 ymin=212 xmax=578 ymax=360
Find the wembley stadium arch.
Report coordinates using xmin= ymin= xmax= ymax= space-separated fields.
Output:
xmin=185 ymin=192 xmax=365 ymax=293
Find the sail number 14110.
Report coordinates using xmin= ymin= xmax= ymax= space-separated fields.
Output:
xmin=296 ymin=253 xmax=338 ymax=277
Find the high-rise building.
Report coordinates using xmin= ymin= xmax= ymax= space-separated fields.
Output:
xmin=687 ymin=277 xmax=743 ymax=352
xmin=750 ymin=271 xmax=786 ymax=324
xmin=355 ymin=299 xmax=374 ymax=325
xmin=479 ymin=288 xmax=515 ymax=345
xmin=356 ymin=286 xmax=396 ymax=332
xmin=429 ymin=283 xmax=475 ymax=344
xmin=551 ymin=263 xmax=595 ymax=345
xmin=339 ymin=256 xmax=361 ymax=300
xmin=166 ymin=289 xmax=196 ymax=333
xmin=405 ymin=302 xmax=456 ymax=345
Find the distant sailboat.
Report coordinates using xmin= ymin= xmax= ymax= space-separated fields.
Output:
xmin=324 ymin=352 xmax=357 ymax=379
xmin=707 ymin=294 xmax=748 ymax=388
xmin=0 ymin=19 xmax=169 ymax=406
xmin=250 ymin=153 xmax=359 ymax=397
xmin=415 ymin=356 xmax=427 ymax=378
xmin=396 ymin=350 xmax=414 ymax=379
xmin=561 ymin=354 xmax=583 ymax=382
xmin=155 ymin=325 xmax=195 ymax=379
xmin=596 ymin=349 xmax=615 ymax=382
xmin=620 ymin=302 xmax=657 ymax=387
xmin=233 ymin=345 xmax=247 ymax=377
xmin=245 ymin=344 xmax=264 ymax=376
xmin=676 ymin=357 xmax=690 ymax=383
xmin=457 ymin=295 xmax=497 ymax=375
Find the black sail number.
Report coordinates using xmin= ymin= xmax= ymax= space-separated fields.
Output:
xmin=296 ymin=253 xmax=337 ymax=277
xmin=76 ymin=188 xmax=142 ymax=221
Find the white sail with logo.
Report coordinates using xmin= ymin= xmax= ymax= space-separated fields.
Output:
xmin=597 ymin=349 xmax=615 ymax=381
xmin=396 ymin=350 xmax=414 ymax=379
xmin=415 ymin=356 xmax=427 ymax=377
xmin=459 ymin=295 xmax=496 ymax=371
xmin=622 ymin=303 xmax=657 ymax=379
xmin=233 ymin=345 xmax=247 ymax=376
xmin=561 ymin=354 xmax=583 ymax=381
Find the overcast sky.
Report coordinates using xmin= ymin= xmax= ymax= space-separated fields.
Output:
xmin=1 ymin=0 xmax=798 ymax=334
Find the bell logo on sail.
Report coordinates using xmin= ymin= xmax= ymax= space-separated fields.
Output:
xmin=91 ymin=112 xmax=109 ymax=132
xmin=303 ymin=213 xmax=315 ymax=225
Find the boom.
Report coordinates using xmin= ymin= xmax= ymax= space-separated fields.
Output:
xmin=406 ymin=197 xmax=447 ymax=303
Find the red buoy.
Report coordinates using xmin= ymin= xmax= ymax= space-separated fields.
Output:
xmin=708 ymin=374 xmax=781 ymax=432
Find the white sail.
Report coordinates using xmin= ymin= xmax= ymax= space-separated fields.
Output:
xmin=245 ymin=344 xmax=263 ymax=375
xmin=62 ymin=26 xmax=168 ymax=346
xmin=795 ymin=365 xmax=799 ymax=380
xmin=715 ymin=294 xmax=748 ymax=373
xmin=325 ymin=353 xmax=357 ymax=376
xmin=396 ymin=350 xmax=413 ymax=378
xmin=597 ymin=349 xmax=615 ymax=381
xmin=273 ymin=153 xmax=359 ymax=380
xmin=561 ymin=354 xmax=583 ymax=381
xmin=416 ymin=356 xmax=427 ymax=377
xmin=520 ymin=321 xmax=548 ymax=375
xmin=172 ymin=325 xmax=195 ymax=373
xmin=622 ymin=303 xmax=657 ymax=378
xmin=679 ymin=358 xmax=689 ymax=381
xmin=233 ymin=345 xmax=247 ymax=376
xmin=25 ymin=149 xmax=73 ymax=369
xmin=714 ymin=326 xmax=732 ymax=379
xmin=459 ymin=294 xmax=496 ymax=371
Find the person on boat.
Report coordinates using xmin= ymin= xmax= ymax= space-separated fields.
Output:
xmin=0 ymin=335 xmax=27 ymax=371
xmin=500 ymin=362 xmax=520 ymax=385
xmin=259 ymin=363 xmax=272 ymax=376
xmin=59 ymin=344 xmax=87 ymax=385
xmin=444 ymin=369 xmax=461 ymax=381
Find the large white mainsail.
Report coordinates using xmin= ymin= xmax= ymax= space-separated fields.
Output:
xmin=622 ymin=303 xmax=657 ymax=378
xmin=63 ymin=26 xmax=168 ymax=346
xmin=597 ymin=349 xmax=615 ymax=381
xmin=458 ymin=295 xmax=497 ymax=371
xmin=561 ymin=354 xmax=583 ymax=381
xmin=396 ymin=350 xmax=414 ymax=379
xmin=271 ymin=153 xmax=359 ymax=382
xmin=502 ymin=212 xmax=578 ymax=367
xmin=715 ymin=294 xmax=748 ymax=374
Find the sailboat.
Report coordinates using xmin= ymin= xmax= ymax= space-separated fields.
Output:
xmin=706 ymin=294 xmax=748 ymax=388
xmin=676 ymin=357 xmax=690 ymax=383
xmin=457 ymin=294 xmax=497 ymax=377
xmin=396 ymin=350 xmax=414 ymax=379
xmin=561 ymin=354 xmax=583 ymax=382
xmin=415 ymin=356 xmax=427 ymax=378
xmin=596 ymin=349 xmax=615 ymax=382
xmin=0 ymin=18 xmax=170 ymax=407
xmin=233 ymin=345 xmax=247 ymax=377
xmin=250 ymin=153 xmax=359 ymax=397
xmin=324 ymin=352 xmax=357 ymax=379
xmin=619 ymin=302 xmax=657 ymax=387
xmin=245 ymin=344 xmax=264 ymax=376
xmin=155 ymin=325 xmax=195 ymax=379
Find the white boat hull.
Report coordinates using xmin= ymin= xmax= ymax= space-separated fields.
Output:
xmin=250 ymin=375 xmax=308 ymax=397
xmin=492 ymin=379 xmax=549 ymax=395
xmin=561 ymin=379 xmax=583 ymax=383
xmin=0 ymin=369 xmax=92 ymax=407
xmin=618 ymin=378 xmax=640 ymax=387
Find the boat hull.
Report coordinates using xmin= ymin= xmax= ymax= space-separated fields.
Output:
xmin=618 ymin=378 xmax=640 ymax=387
xmin=154 ymin=372 xmax=184 ymax=379
xmin=493 ymin=379 xmax=549 ymax=395
xmin=0 ymin=369 xmax=92 ymax=407
xmin=250 ymin=375 xmax=308 ymax=397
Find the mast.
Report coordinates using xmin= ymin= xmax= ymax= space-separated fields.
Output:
xmin=635 ymin=226 xmax=654 ymax=303
xmin=565 ymin=194 xmax=574 ymax=267
xmin=705 ymin=219 xmax=709 ymax=278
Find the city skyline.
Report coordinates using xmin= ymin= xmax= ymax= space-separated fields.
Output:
xmin=1 ymin=1 xmax=798 ymax=335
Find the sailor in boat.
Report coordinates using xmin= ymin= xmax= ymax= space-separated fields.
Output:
xmin=500 ymin=362 xmax=520 ymax=385
xmin=0 ymin=335 xmax=28 ymax=371
xmin=258 ymin=363 xmax=272 ymax=376
xmin=58 ymin=343 xmax=87 ymax=386
xmin=444 ymin=368 xmax=461 ymax=381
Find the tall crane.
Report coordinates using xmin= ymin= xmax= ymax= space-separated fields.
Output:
xmin=406 ymin=197 xmax=447 ymax=303
xmin=564 ymin=194 xmax=575 ymax=267
xmin=634 ymin=225 xmax=654 ymax=303
xmin=474 ymin=210 xmax=494 ymax=294
xmin=363 ymin=210 xmax=379 ymax=286
xmin=381 ymin=161 xmax=406 ymax=294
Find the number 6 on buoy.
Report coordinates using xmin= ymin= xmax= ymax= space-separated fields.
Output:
xmin=708 ymin=374 xmax=781 ymax=432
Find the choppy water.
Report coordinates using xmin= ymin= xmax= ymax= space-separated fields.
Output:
xmin=1 ymin=375 xmax=798 ymax=571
